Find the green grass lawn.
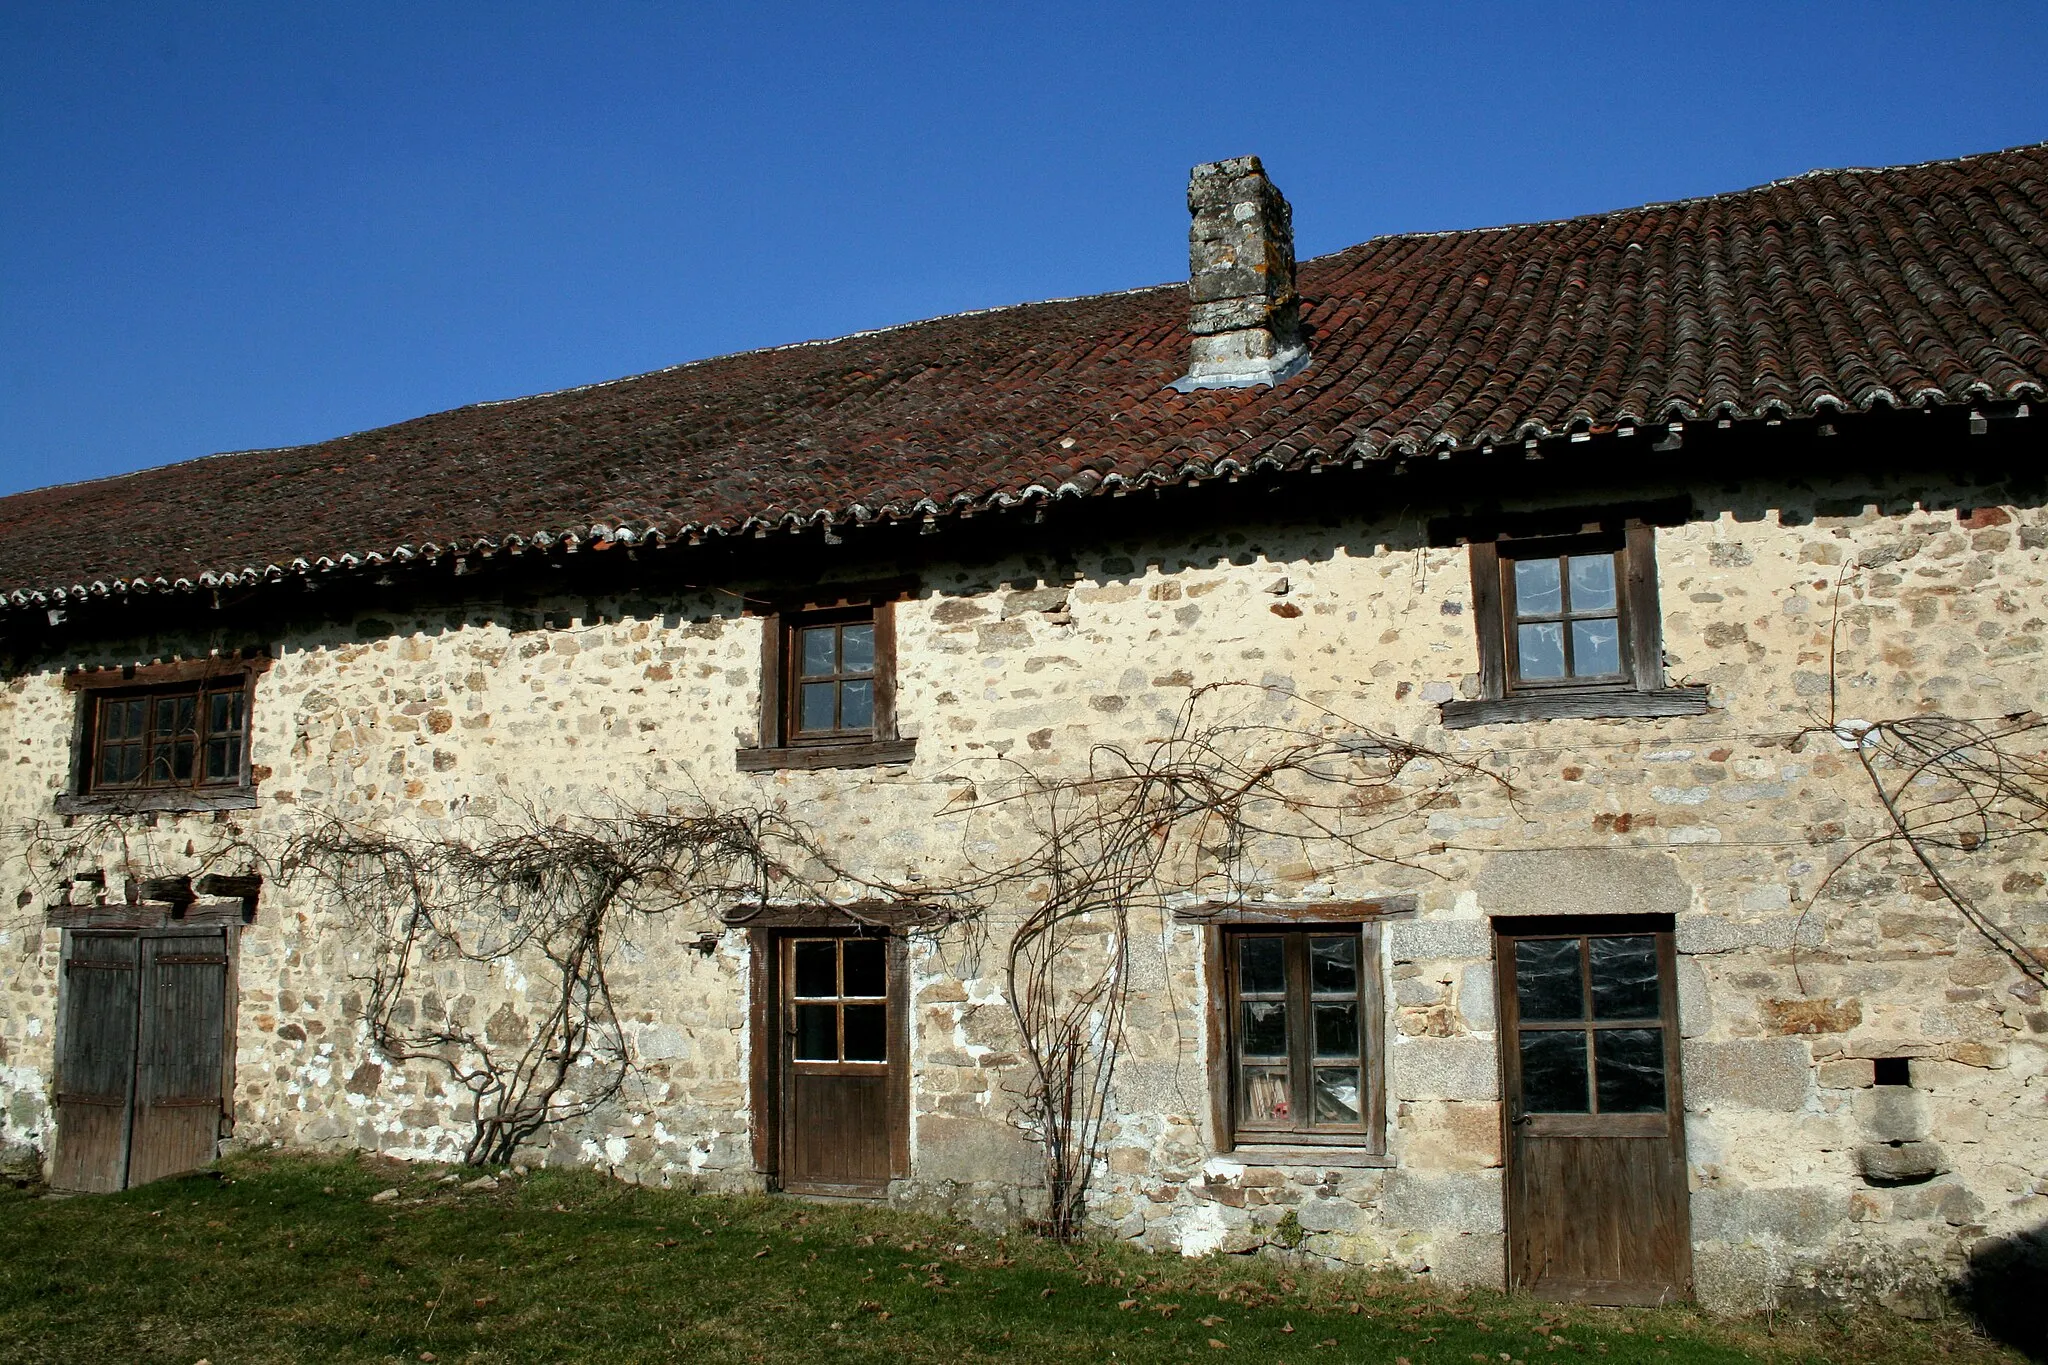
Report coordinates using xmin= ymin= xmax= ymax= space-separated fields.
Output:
xmin=0 ymin=1152 xmax=2020 ymax=1364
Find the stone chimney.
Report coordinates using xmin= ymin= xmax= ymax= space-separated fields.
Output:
xmin=1171 ymin=155 xmax=1309 ymax=392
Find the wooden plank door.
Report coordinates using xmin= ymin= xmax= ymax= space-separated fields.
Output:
xmin=127 ymin=931 xmax=231 ymax=1186
xmin=1497 ymin=916 xmax=1690 ymax=1305
xmin=778 ymin=934 xmax=905 ymax=1196
xmin=51 ymin=932 xmax=143 ymax=1193
xmin=50 ymin=928 xmax=230 ymax=1192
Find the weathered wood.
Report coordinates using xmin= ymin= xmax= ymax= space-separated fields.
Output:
xmin=734 ymin=737 xmax=917 ymax=772
xmin=138 ymin=876 xmax=195 ymax=909
xmin=194 ymin=873 xmax=262 ymax=901
xmin=1361 ymin=919 xmax=1388 ymax=1157
xmin=720 ymin=900 xmax=943 ymax=930
xmin=746 ymin=928 xmax=777 ymax=1180
xmin=1498 ymin=918 xmax=1691 ymax=1305
xmin=50 ymin=933 xmax=141 ymax=1193
xmin=62 ymin=654 xmax=271 ymax=691
xmin=872 ymin=599 xmax=900 ymax=745
xmin=1173 ymin=896 xmax=1416 ymax=924
xmin=886 ymin=934 xmax=911 ymax=1180
xmin=127 ymin=930 xmax=229 ymax=1187
xmin=1202 ymin=926 xmax=1232 ymax=1155
xmin=1439 ymin=686 xmax=1709 ymax=730
xmin=1467 ymin=540 xmax=1508 ymax=700
xmin=775 ymin=933 xmax=903 ymax=1196
xmin=1624 ymin=519 xmax=1665 ymax=691
xmin=46 ymin=898 xmax=249 ymax=930
xmin=55 ymin=787 xmax=261 ymax=815
xmin=755 ymin=608 xmax=784 ymax=750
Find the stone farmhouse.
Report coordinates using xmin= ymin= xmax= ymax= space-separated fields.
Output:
xmin=1 ymin=143 xmax=2045 ymax=1317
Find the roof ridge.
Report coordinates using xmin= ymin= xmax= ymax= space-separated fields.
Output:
xmin=1307 ymin=138 xmax=2048 ymax=258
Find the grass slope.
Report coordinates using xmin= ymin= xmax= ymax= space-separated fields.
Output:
xmin=0 ymin=1153 xmax=2019 ymax=1364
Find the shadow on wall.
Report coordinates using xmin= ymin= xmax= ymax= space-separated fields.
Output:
xmin=1961 ymin=1223 xmax=2048 ymax=1361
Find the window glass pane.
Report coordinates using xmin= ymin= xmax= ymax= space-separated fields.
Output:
xmin=1589 ymin=936 xmax=1661 ymax=1019
xmin=172 ymin=695 xmax=198 ymax=736
xmin=1241 ymin=1001 xmax=1287 ymax=1058
xmin=799 ymin=626 xmax=837 ymax=678
xmin=205 ymin=738 xmax=238 ymax=781
xmin=169 ymin=740 xmax=195 ymax=781
xmin=1513 ymin=557 xmax=1563 ymax=615
xmin=99 ymin=745 xmax=127 ymax=786
xmin=1571 ymin=619 xmax=1621 ymax=676
xmin=838 ymin=679 xmax=874 ymax=731
xmin=1240 ymin=1066 xmax=1291 ymax=1124
xmin=842 ymin=1004 xmax=887 ymax=1061
xmin=840 ymin=623 xmax=875 ymax=674
xmin=1313 ymin=1067 xmax=1361 ymax=1124
xmin=209 ymin=689 xmax=244 ymax=734
xmin=1568 ymin=554 xmax=1618 ymax=612
xmin=799 ymin=682 xmax=837 ymax=732
xmin=1308 ymin=935 xmax=1357 ymax=994
xmin=119 ymin=744 xmax=143 ymax=783
xmin=1517 ymin=622 xmax=1567 ymax=679
xmin=1313 ymin=1002 xmax=1358 ymax=1057
xmin=100 ymin=699 xmax=129 ymax=741
xmin=1595 ymin=1027 xmax=1666 ymax=1113
xmin=841 ymin=938 xmax=886 ymax=997
xmin=154 ymin=696 xmax=180 ymax=735
xmin=1519 ymin=1029 xmax=1590 ymax=1113
xmin=1514 ymin=939 xmax=1585 ymax=1020
xmin=792 ymin=940 xmax=836 ymax=998
xmin=794 ymin=1004 xmax=837 ymax=1060
xmin=1236 ymin=937 xmax=1284 ymax=995
xmin=146 ymin=746 xmax=174 ymax=784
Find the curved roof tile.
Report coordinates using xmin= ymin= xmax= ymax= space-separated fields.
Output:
xmin=3 ymin=141 xmax=2046 ymax=607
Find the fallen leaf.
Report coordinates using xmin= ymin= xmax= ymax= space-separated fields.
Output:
xmin=1208 ymin=1340 xmax=1227 ymax=1351
xmin=1119 ymin=1299 xmax=1139 ymax=1311
xmin=754 ymin=1248 xmax=769 ymax=1259
xmin=1201 ymin=1315 xmax=1226 ymax=1327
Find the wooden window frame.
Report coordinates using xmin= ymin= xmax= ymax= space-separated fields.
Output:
xmin=1193 ymin=907 xmax=1392 ymax=1158
xmin=1443 ymin=518 xmax=1707 ymax=728
xmin=59 ymin=657 xmax=269 ymax=813
xmin=736 ymin=586 xmax=916 ymax=772
xmin=745 ymin=921 xmax=911 ymax=1193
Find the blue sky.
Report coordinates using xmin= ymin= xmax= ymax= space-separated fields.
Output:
xmin=3 ymin=2 xmax=2045 ymax=497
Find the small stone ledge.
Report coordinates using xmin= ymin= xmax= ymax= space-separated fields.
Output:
xmin=1217 ymin=1145 xmax=1394 ymax=1169
xmin=734 ymin=738 xmax=917 ymax=772
xmin=1438 ymin=686 xmax=1710 ymax=729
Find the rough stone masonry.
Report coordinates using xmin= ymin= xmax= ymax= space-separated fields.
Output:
xmin=2 ymin=462 xmax=2043 ymax=1318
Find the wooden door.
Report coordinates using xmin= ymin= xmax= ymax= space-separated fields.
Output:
xmin=50 ymin=928 xmax=230 ymax=1192
xmin=128 ymin=932 xmax=232 ymax=1186
xmin=1497 ymin=916 xmax=1690 ymax=1305
xmin=51 ymin=933 xmax=142 ymax=1193
xmin=777 ymin=934 xmax=905 ymax=1196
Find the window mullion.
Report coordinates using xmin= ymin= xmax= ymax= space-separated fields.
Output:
xmin=1288 ymin=933 xmax=1310 ymax=1135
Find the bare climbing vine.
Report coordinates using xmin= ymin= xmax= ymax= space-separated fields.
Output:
xmin=278 ymin=801 xmax=939 ymax=1167
xmin=955 ymin=683 xmax=1503 ymax=1239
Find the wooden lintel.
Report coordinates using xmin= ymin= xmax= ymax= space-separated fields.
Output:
xmin=718 ymin=900 xmax=949 ymax=930
xmin=1171 ymin=896 xmax=1417 ymax=924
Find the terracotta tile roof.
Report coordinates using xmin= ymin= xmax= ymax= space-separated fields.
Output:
xmin=4 ymin=141 xmax=2045 ymax=609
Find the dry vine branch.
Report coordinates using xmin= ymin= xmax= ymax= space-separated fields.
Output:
xmin=959 ymin=683 xmax=1507 ymax=1239
xmin=1823 ymin=713 xmax=2048 ymax=991
xmin=1801 ymin=563 xmax=2048 ymax=991
xmin=279 ymin=799 xmax=938 ymax=1166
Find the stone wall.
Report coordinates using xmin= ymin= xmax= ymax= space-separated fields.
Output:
xmin=2 ymin=469 xmax=2043 ymax=1314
